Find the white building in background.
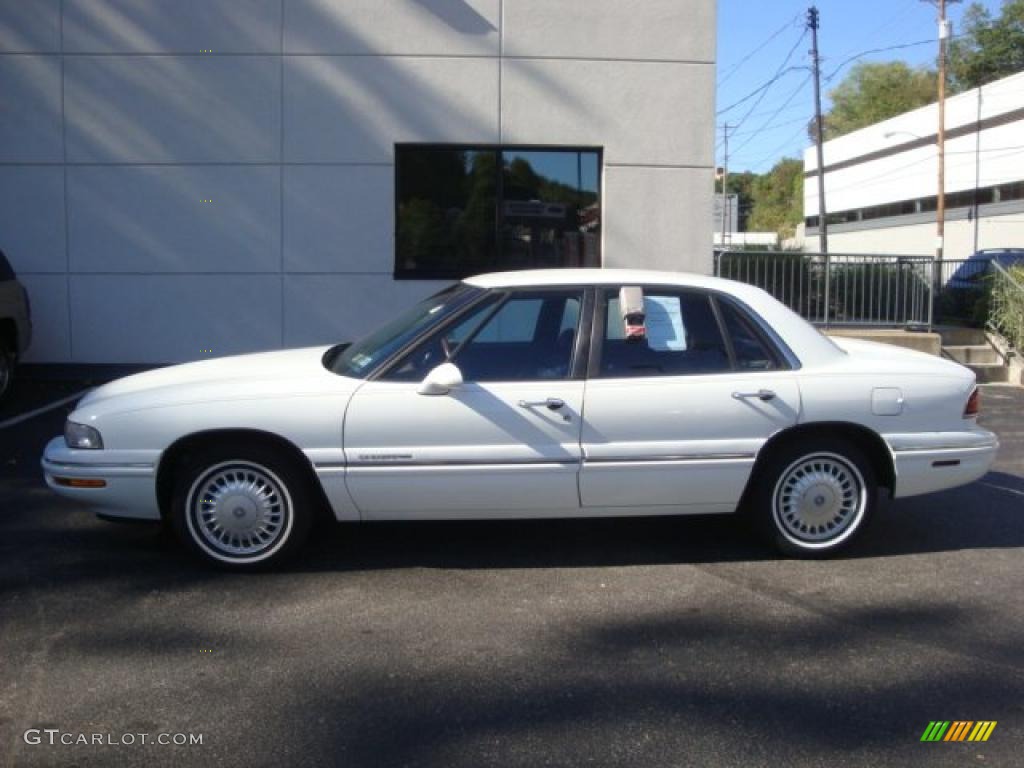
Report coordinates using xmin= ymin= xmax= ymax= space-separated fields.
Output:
xmin=804 ymin=70 xmax=1024 ymax=256
xmin=0 ymin=0 xmax=716 ymax=364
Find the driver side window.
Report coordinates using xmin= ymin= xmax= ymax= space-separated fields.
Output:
xmin=384 ymin=291 xmax=582 ymax=383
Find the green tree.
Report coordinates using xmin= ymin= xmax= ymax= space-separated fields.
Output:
xmin=747 ymin=158 xmax=804 ymax=239
xmin=949 ymin=0 xmax=1024 ymax=91
xmin=817 ymin=61 xmax=937 ymax=141
xmin=716 ymin=170 xmax=756 ymax=231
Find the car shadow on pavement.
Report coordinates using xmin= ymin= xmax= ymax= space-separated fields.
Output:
xmin=2 ymin=470 xmax=1022 ymax=586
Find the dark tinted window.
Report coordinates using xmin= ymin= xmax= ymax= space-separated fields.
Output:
xmin=395 ymin=146 xmax=601 ymax=279
xmin=718 ymin=300 xmax=779 ymax=371
xmin=384 ymin=296 xmax=500 ymax=382
xmin=599 ymin=290 xmax=730 ymax=377
xmin=455 ymin=292 xmax=582 ymax=381
xmin=327 ymin=283 xmax=479 ymax=379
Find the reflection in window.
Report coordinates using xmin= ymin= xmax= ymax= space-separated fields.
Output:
xmin=396 ymin=146 xmax=601 ymax=279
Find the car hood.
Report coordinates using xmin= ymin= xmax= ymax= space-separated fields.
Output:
xmin=75 ymin=346 xmax=357 ymax=416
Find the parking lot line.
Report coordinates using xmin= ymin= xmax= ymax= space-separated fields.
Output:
xmin=0 ymin=389 xmax=91 ymax=430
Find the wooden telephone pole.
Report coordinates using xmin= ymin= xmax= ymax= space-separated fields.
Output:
xmin=720 ymin=123 xmax=730 ymax=248
xmin=808 ymin=6 xmax=828 ymax=254
xmin=929 ymin=0 xmax=960 ymax=278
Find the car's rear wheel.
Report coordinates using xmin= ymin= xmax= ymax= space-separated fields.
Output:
xmin=752 ymin=438 xmax=876 ymax=557
xmin=170 ymin=443 xmax=313 ymax=570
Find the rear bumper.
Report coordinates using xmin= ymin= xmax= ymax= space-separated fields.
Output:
xmin=886 ymin=429 xmax=999 ymax=498
xmin=41 ymin=436 xmax=160 ymax=520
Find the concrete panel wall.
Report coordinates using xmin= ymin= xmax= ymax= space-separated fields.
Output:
xmin=0 ymin=56 xmax=62 ymax=162
xmin=501 ymin=59 xmax=713 ymax=167
xmin=17 ymin=274 xmax=69 ymax=363
xmin=283 ymin=166 xmax=392 ymax=273
xmin=63 ymin=0 xmax=282 ymax=53
xmin=284 ymin=0 xmax=499 ymax=55
xmin=0 ymin=166 xmax=65 ymax=272
xmin=284 ymin=56 xmax=499 ymax=162
xmin=70 ymin=275 xmax=283 ymax=363
xmin=503 ymin=0 xmax=715 ymax=63
xmin=0 ymin=0 xmax=61 ymax=52
xmin=68 ymin=166 xmax=281 ymax=273
xmin=0 ymin=0 xmax=715 ymax=363
xmin=283 ymin=274 xmax=446 ymax=348
xmin=604 ymin=166 xmax=714 ymax=274
xmin=65 ymin=56 xmax=281 ymax=163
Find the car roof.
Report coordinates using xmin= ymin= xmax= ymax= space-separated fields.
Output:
xmin=464 ymin=268 xmax=740 ymax=291
xmin=464 ymin=268 xmax=846 ymax=368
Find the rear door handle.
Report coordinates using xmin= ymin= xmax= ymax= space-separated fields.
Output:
xmin=732 ymin=389 xmax=776 ymax=402
xmin=518 ymin=397 xmax=566 ymax=411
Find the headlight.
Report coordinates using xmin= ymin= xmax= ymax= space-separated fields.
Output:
xmin=65 ymin=421 xmax=103 ymax=450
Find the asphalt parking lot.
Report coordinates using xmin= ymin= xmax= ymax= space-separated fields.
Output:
xmin=1 ymin=375 xmax=1022 ymax=768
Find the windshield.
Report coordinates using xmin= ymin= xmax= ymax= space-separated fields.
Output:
xmin=326 ymin=283 xmax=482 ymax=378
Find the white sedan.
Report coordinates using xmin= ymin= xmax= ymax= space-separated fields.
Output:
xmin=42 ymin=269 xmax=998 ymax=569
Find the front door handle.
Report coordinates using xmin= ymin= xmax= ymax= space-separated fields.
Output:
xmin=732 ymin=389 xmax=776 ymax=402
xmin=518 ymin=397 xmax=566 ymax=411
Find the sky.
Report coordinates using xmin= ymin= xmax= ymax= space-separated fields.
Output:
xmin=716 ymin=0 xmax=1003 ymax=174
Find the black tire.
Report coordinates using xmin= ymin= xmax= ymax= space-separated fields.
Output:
xmin=170 ymin=442 xmax=314 ymax=571
xmin=0 ymin=342 xmax=13 ymax=402
xmin=750 ymin=437 xmax=877 ymax=558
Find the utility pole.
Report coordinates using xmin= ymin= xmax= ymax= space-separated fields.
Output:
xmin=808 ymin=6 xmax=828 ymax=255
xmin=720 ymin=123 xmax=730 ymax=249
xmin=934 ymin=0 xmax=958 ymax=279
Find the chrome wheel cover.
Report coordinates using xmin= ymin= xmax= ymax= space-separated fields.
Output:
xmin=185 ymin=461 xmax=293 ymax=563
xmin=772 ymin=452 xmax=866 ymax=549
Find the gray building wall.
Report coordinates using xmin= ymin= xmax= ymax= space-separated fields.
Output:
xmin=0 ymin=0 xmax=716 ymax=363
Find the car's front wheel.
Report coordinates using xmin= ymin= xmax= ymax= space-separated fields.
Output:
xmin=752 ymin=438 xmax=877 ymax=557
xmin=170 ymin=443 xmax=313 ymax=570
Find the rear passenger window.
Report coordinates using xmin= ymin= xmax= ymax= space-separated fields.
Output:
xmin=718 ymin=300 xmax=779 ymax=371
xmin=599 ymin=290 xmax=730 ymax=377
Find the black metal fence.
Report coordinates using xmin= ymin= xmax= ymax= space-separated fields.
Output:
xmin=714 ymin=251 xmax=934 ymax=328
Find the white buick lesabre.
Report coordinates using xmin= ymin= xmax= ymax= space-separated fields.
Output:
xmin=42 ymin=270 xmax=998 ymax=569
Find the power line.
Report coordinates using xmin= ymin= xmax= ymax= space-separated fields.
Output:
xmin=729 ymin=112 xmax=812 ymax=139
xmin=730 ymin=72 xmax=813 ymax=158
xmin=823 ymin=37 xmax=954 ymax=83
xmin=735 ymin=121 xmax=813 ymax=170
xmin=727 ymin=28 xmax=810 ymax=135
xmin=718 ymin=13 xmax=804 ymax=87
xmin=832 ymin=3 xmax=921 ymax=63
xmin=717 ymin=29 xmax=809 ymax=121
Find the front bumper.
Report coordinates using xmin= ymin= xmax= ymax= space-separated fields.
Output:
xmin=41 ymin=436 xmax=161 ymax=520
xmin=886 ymin=428 xmax=1000 ymax=498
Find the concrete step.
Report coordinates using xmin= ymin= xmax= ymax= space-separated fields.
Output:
xmin=968 ymin=363 xmax=1009 ymax=384
xmin=944 ymin=345 xmax=1002 ymax=365
xmin=937 ymin=326 xmax=989 ymax=346
xmin=826 ymin=328 xmax=941 ymax=356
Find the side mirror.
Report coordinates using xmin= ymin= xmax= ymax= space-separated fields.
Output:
xmin=417 ymin=362 xmax=463 ymax=396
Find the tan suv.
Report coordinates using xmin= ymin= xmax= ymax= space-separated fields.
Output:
xmin=0 ymin=248 xmax=32 ymax=401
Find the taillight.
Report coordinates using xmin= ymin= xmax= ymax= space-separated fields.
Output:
xmin=964 ymin=387 xmax=980 ymax=418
